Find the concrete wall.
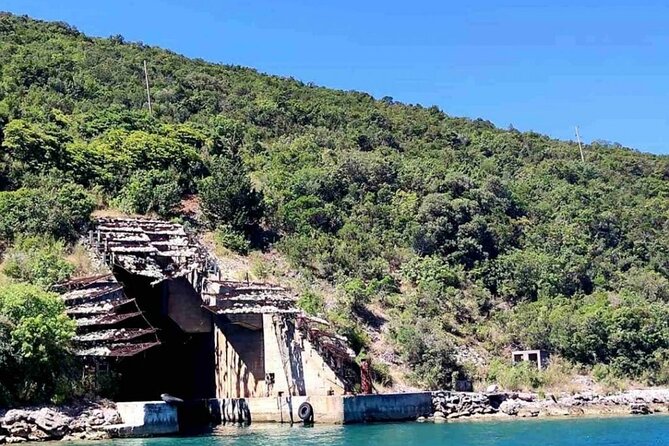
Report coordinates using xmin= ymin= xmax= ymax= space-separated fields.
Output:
xmin=208 ymin=396 xmax=344 ymax=424
xmin=262 ymin=314 xmax=291 ymax=396
xmin=167 ymin=278 xmax=211 ymax=333
xmin=205 ymin=392 xmax=432 ymax=425
xmin=262 ymin=314 xmax=346 ymax=397
xmin=214 ymin=314 xmax=346 ymax=399
xmin=107 ymin=401 xmax=179 ymax=437
xmin=342 ymin=392 xmax=433 ymax=423
xmin=300 ymin=335 xmax=346 ymax=395
xmin=214 ymin=318 xmax=265 ymax=398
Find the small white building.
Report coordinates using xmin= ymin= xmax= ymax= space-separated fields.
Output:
xmin=511 ymin=350 xmax=549 ymax=369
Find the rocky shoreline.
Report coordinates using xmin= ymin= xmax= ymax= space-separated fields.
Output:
xmin=0 ymin=401 xmax=121 ymax=443
xmin=1 ymin=389 xmax=668 ymax=442
xmin=422 ymin=388 xmax=669 ymax=423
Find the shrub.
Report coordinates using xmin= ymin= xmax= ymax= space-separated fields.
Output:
xmin=0 ymin=283 xmax=76 ymax=404
xmin=401 ymin=255 xmax=462 ymax=287
xmin=328 ymin=305 xmax=370 ymax=354
xmin=487 ymin=359 xmax=544 ymax=391
xmin=0 ymin=179 xmax=94 ymax=242
xmin=2 ymin=235 xmax=74 ymax=289
xmin=298 ymin=290 xmax=325 ymax=316
xmin=342 ymin=278 xmax=373 ymax=310
xmin=540 ymin=356 xmax=576 ymax=389
xmin=592 ymin=363 xmax=613 ymax=383
xmin=250 ymin=255 xmax=270 ymax=279
xmin=214 ymin=225 xmax=251 ymax=255
xmin=370 ymin=361 xmax=394 ymax=387
xmin=591 ymin=363 xmax=624 ymax=392
xmin=390 ymin=315 xmax=459 ymax=389
xmin=646 ymin=348 xmax=669 ymax=386
xmin=114 ymin=169 xmax=182 ymax=217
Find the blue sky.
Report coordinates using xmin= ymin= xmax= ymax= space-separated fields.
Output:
xmin=2 ymin=0 xmax=668 ymax=154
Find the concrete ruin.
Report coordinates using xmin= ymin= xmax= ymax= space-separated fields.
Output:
xmin=60 ymin=217 xmax=357 ymax=403
xmin=511 ymin=349 xmax=549 ymax=370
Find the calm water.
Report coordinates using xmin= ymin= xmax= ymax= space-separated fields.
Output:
xmin=103 ymin=416 xmax=669 ymax=446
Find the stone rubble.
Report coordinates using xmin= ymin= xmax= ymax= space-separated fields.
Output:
xmin=0 ymin=401 xmax=121 ymax=443
xmin=424 ymin=388 xmax=669 ymax=422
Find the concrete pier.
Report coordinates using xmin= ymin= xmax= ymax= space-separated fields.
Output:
xmin=206 ymin=392 xmax=433 ymax=425
xmin=342 ymin=392 xmax=433 ymax=423
xmin=104 ymin=392 xmax=433 ymax=438
xmin=104 ymin=401 xmax=179 ymax=437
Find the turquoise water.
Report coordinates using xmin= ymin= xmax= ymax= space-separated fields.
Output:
xmin=106 ymin=416 xmax=669 ymax=446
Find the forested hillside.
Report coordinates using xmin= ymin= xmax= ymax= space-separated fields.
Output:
xmin=1 ymin=13 xmax=668 ymax=402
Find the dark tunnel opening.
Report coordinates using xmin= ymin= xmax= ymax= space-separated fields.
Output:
xmin=110 ymin=267 xmax=216 ymax=402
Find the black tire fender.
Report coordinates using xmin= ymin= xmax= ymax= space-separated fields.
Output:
xmin=298 ymin=402 xmax=313 ymax=421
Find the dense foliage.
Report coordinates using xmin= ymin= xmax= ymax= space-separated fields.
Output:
xmin=0 ymin=283 xmax=76 ymax=405
xmin=0 ymin=13 xmax=668 ymax=390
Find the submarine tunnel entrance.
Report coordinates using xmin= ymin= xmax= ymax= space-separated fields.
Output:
xmin=111 ymin=267 xmax=216 ymax=402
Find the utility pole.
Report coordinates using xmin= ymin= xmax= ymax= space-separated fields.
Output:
xmin=143 ymin=60 xmax=152 ymax=115
xmin=575 ymin=126 xmax=585 ymax=162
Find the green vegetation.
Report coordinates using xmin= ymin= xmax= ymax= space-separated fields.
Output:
xmin=2 ymin=235 xmax=75 ymax=288
xmin=213 ymin=224 xmax=251 ymax=255
xmin=0 ymin=12 xmax=668 ymax=401
xmin=0 ymin=283 xmax=76 ymax=405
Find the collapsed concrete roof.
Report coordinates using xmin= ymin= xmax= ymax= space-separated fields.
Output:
xmin=56 ymin=273 xmax=160 ymax=357
xmin=88 ymin=217 xmax=300 ymax=315
xmin=88 ymin=217 xmax=211 ymax=284
xmin=202 ymin=280 xmax=299 ymax=315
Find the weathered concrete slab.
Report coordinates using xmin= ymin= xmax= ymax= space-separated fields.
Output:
xmin=206 ymin=392 xmax=432 ymax=425
xmin=342 ymin=392 xmax=433 ymax=423
xmin=104 ymin=401 xmax=178 ymax=437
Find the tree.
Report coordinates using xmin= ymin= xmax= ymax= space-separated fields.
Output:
xmin=0 ymin=283 xmax=76 ymax=404
xmin=0 ymin=179 xmax=95 ymax=242
xmin=198 ymin=155 xmax=263 ymax=231
xmin=0 ymin=119 xmax=67 ymax=186
xmin=114 ymin=169 xmax=183 ymax=217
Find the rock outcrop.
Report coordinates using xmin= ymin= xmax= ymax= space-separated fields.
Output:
xmin=423 ymin=389 xmax=669 ymax=422
xmin=0 ymin=401 xmax=121 ymax=443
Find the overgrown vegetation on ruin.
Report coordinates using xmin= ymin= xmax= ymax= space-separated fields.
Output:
xmin=0 ymin=13 xmax=668 ymax=400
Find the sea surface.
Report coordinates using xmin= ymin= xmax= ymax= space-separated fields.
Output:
xmin=100 ymin=416 xmax=669 ymax=446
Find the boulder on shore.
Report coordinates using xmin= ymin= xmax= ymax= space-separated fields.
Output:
xmin=0 ymin=402 xmax=119 ymax=443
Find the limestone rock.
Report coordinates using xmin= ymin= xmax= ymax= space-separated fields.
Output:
xmin=543 ymin=407 xmax=570 ymax=417
xmin=26 ymin=429 xmax=50 ymax=442
xmin=630 ymin=403 xmax=650 ymax=415
xmin=33 ymin=408 xmax=71 ymax=438
xmin=1 ymin=411 xmax=30 ymax=426
xmin=499 ymin=400 xmax=521 ymax=416
xmin=486 ymin=384 xmax=499 ymax=393
xmin=82 ymin=430 xmax=110 ymax=440
xmin=517 ymin=393 xmax=535 ymax=402
xmin=4 ymin=422 xmax=30 ymax=439
xmin=0 ymin=402 xmax=121 ymax=443
xmin=517 ymin=408 xmax=539 ymax=418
